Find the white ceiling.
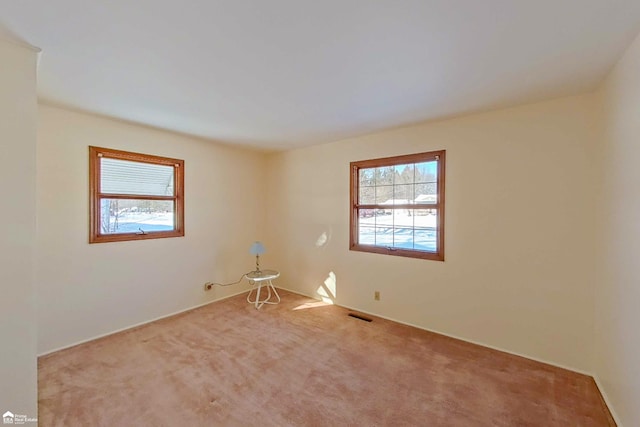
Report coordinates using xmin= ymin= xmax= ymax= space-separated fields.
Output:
xmin=2 ymin=1 xmax=640 ymax=150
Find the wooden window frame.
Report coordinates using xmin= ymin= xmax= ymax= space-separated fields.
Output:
xmin=350 ymin=150 xmax=445 ymax=261
xmin=89 ymin=146 xmax=185 ymax=244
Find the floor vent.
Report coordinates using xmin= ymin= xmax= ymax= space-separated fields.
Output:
xmin=348 ymin=313 xmax=372 ymax=322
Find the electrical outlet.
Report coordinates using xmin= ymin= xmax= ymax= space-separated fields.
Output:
xmin=374 ymin=291 xmax=380 ymax=301
xmin=204 ymin=283 xmax=213 ymax=291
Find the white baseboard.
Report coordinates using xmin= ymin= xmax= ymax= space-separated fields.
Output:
xmin=593 ymin=375 xmax=622 ymax=426
xmin=38 ymin=288 xmax=250 ymax=357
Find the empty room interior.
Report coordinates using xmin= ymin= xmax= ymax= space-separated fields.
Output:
xmin=2 ymin=1 xmax=640 ymax=426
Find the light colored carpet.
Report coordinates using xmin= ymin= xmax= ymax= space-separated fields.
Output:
xmin=38 ymin=289 xmax=614 ymax=426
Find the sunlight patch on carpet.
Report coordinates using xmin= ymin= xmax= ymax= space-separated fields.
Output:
xmin=292 ymin=300 xmax=332 ymax=310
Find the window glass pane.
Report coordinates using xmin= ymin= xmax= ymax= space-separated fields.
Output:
xmin=358 ymin=225 xmax=375 ymax=246
xmin=415 ymin=161 xmax=438 ymax=183
xmin=375 ymin=185 xmax=393 ymax=204
xmin=374 ymin=226 xmax=393 ymax=247
xmin=101 ymin=158 xmax=174 ymax=196
xmin=374 ymin=206 xmax=393 ymax=224
xmin=359 ymin=186 xmax=375 ymax=204
xmin=358 ymin=208 xmax=376 ymax=220
xmin=359 ymin=168 xmax=375 ymax=187
xmin=375 ymin=166 xmax=394 ymax=185
xmin=415 ymin=183 xmax=437 ymax=204
xmin=358 ymin=208 xmax=438 ymax=252
xmin=393 ymin=227 xmax=414 ymax=249
xmin=395 ymin=164 xmax=415 ymax=190
xmin=393 ymin=183 xmax=413 ymax=202
xmin=414 ymin=209 xmax=438 ymax=252
xmin=391 ymin=207 xmax=412 ymax=248
xmin=99 ymin=199 xmax=174 ymax=234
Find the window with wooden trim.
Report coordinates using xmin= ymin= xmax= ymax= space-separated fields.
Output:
xmin=350 ymin=150 xmax=445 ymax=261
xmin=89 ymin=146 xmax=184 ymax=243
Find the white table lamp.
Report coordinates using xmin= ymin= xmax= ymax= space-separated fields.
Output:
xmin=249 ymin=241 xmax=265 ymax=272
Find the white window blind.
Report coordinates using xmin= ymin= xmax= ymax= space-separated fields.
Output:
xmin=100 ymin=158 xmax=175 ymax=196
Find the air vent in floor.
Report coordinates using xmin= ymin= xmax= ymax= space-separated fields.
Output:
xmin=348 ymin=313 xmax=372 ymax=322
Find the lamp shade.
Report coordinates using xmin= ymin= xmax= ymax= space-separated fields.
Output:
xmin=249 ymin=241 xmax=265 ymax=256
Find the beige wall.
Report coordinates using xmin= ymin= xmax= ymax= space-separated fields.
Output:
xmin=0 ymin=39 xmax=39 ymax=416
xmin=596 ymin=30 xmax=640 ymax=427
xmin=267 ymin=94 xmax=599 ymax=372
xmin=36 ymin=105 xmax=268 ymax=354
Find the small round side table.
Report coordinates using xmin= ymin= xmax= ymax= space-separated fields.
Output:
xmin=245 ymin=269 xmax=281 ymax=309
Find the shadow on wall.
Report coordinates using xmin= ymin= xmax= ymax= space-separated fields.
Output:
xmin=0 ymin=23 xmax=35 ymax=47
